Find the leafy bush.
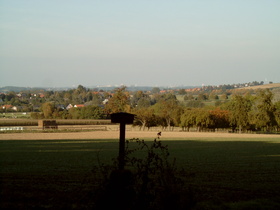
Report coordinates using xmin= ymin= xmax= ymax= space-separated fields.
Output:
xmin=92 ymin=138 xmax=194 ymax=210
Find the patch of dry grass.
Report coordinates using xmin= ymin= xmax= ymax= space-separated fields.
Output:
xmin=1 ymin=129 xmax=280 ymax=141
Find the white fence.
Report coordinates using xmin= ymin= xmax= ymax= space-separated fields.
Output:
xmin=0 ymin=127 xmax=24 ymax=131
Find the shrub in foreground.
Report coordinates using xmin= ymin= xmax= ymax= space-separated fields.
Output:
xmin=91 ymin=138 xmax=194 ymax=210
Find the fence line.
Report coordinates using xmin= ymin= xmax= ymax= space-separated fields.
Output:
xmin=0 ymin=127 xmax=24 ymax=131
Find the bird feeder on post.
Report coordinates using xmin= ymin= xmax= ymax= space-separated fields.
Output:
xmin=111 ymin=112 xmax=135 ymax=170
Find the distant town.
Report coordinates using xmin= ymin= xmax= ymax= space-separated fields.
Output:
xmin=0 ymin=80 xmax=274 ymax=93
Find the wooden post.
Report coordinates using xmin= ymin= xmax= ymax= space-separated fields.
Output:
xmin=111 ymin=112 xmax=134 ymax=170
xmin=119 ymin=122 xmax=126 ymax=170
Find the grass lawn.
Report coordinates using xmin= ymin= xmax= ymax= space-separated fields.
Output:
xmin=1 ymin=137 xmax=280 ymax=209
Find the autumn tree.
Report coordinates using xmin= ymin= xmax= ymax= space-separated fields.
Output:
xmin=104 ymin=86 xmax=131 ymax=114
xmin=209 ymin=108 xmax=230 ymax=130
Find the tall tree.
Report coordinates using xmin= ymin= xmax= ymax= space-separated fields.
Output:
xmin=131 ymin=91 xmax=151 ymax=108
xmin=274 ymin=101 xmax=280 ymax=131
xmin=77 ymin=85 xmax=87 ymax=93
xmin=180 ymin=109 xmax=197 ymax=131
xmin=195 ymin=108 xmax=213 ymax=132
xmin=253 ymin=89 xmax=276 ymax=131
xmin=227 ymin=94 xmax=252 ymax=133
xmin=41 ymin=102 xmax=55 ymax=118
xmin=132 ymin=107 xmax=155 ymax=130
xmin=152 ymin=95 xmax=181 ymax=130
xmin=151 ymin=87 xmax=160 ymax=94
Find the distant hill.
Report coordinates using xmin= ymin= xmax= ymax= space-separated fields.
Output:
xmin=1 ymin=83 xmax=279 ymax=93
xmin=0 ymin=85 xmax=198 ymax=93
xmin=0 ymin=86 xmax=47 ymax=93
xmin=238 ymin=83 xmax=280 ymax=90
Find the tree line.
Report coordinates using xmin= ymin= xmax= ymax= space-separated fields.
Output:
xmin=132 ymin=88 xmax=280 ymax=133
xmin=1 ymin=84 xmax=280 ymax=133
xmin=31 ymin=86 xmax=280 ymax=133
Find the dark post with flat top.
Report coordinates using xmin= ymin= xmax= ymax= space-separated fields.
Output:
xmin=111 ymin=112 xmax=134 ymax=170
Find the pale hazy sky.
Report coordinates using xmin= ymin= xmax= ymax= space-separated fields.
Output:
xmin=1 ymin=0 xmax=279 ymax=87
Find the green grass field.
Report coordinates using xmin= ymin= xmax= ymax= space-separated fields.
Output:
xmin=1 ymin=137 xmax=280 ymax=209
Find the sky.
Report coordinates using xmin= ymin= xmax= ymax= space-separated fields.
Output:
xmin=0 ymin=0 xmax=279 ymax=88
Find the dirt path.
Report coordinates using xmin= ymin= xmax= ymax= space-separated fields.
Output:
xmin=1 ymin=130 xmax=280 ymax=141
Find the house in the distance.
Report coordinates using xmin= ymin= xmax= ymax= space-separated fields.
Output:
xmin=1 ymin=105 xmax=17 ymax=111
xmin=66 ymin=104 xmax=73 ymax=110
xmin=2 ymin=105 xmax=13 ymax=110
xmin=102 ymin=99 xmax=109 ymax=104
xmin=66 ymin=104 xmax=86 ymax=110
xmin=74 ymin=104 xmax=85 ymax=108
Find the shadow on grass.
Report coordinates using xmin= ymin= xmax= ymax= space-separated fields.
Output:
xmin=1 ymin=139 xmax=280 ymax=209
